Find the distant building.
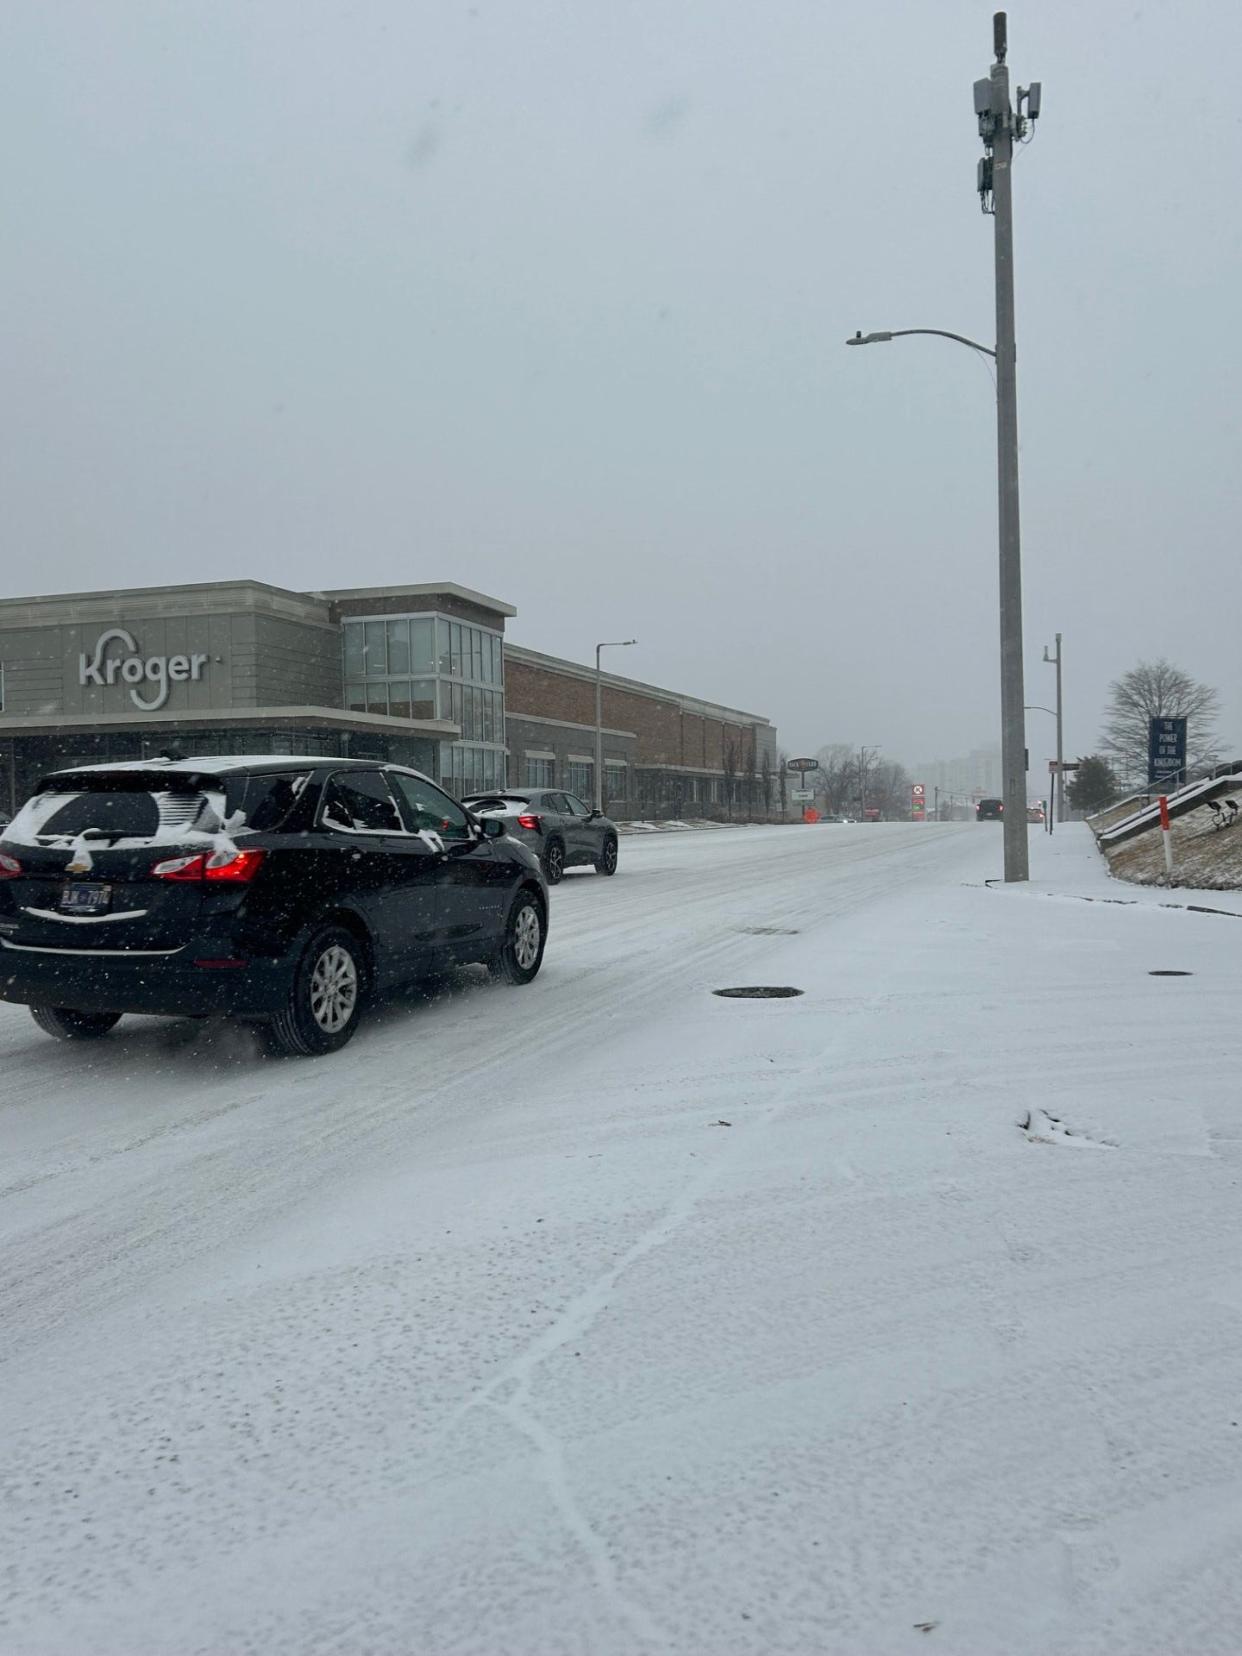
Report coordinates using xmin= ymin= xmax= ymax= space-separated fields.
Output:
xmin=916 ymin=745 xmax=1002 ymax=806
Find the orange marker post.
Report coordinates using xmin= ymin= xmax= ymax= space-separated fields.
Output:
xmin=1158 ymin=794 xmax=1174 ymax=881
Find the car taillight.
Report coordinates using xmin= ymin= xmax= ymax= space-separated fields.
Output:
xmin=151 ymin=849 xmax=266 ymax=882
xmin=205 ymin=848 xmax=266 ymax=882
xmin=152 ymin=854 xmax=206 ymax=880
xmin=517 ymin=813 xmax=541 ymax=832
xmin=0 ymin=852 xmax=21 ymax=878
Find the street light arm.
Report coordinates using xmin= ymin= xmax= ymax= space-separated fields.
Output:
xmin=847 ymin=328 xmax=997 ymax=359
xmin=1024 ymin=704 xmax=1056 ymax=717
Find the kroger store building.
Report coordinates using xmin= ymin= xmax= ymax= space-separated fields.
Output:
xmin=0 ymin=579 xmax=777 ymax=819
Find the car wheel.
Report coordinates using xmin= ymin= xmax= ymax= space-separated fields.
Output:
xmin=262 ymin=926 xmax=364 ymax=1057
xmin=542 ymin=840 xmax=565 ymax=885
xmin=596 ymin=835 xmax=619 ymax=876
xmin=30 ymin=1006 xmax=121 ymax=1041
xmin=488 ymin=890 xmax=546 ymax=986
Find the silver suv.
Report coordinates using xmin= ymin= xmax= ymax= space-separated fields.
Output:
xmin=461 ymin=789 xmax=619 ymax=885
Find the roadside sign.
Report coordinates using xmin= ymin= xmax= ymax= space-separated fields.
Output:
xmin=911 ymin=782 xmax=926 ymax=820
xmin=1148 ymin=718 xmax=1187 ymax=788
xmin=790 ymin=788 xmax=814 ymax=801
xmin=787 ymin=757 xmax=819 ymax=773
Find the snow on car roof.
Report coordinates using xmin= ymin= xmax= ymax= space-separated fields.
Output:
xmin=42 ymin=755 xmax=410 ymax=778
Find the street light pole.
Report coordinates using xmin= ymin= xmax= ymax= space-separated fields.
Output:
xmin=594 ymin=639 xmax=636 ymax=812
xmin=1043 ymin=634 xmax=1064 ymax=824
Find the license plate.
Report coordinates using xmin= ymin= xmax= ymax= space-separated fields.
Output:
xmin=59 ymin=883 xmax=112 ymax=915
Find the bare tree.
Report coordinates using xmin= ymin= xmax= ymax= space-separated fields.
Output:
xmin=814 ymin=743 xmax=855 ymax=813
xmin=722 ymin=737 xmax=738 ymax=821
xmin=1100 ymin=658 xmax=1220 ymax=784
xmin=777 ymin=749 xmax=789 ymax=818
xmin=760 ymin=750 xmax=773 ymax=819
xmin=867 ymin=759 xmax=912 ymax=820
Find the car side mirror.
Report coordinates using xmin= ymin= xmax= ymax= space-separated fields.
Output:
xmin=587 ymin=807 xmax=602 ymax=820
xmin=480 ymin=816 xmax=506 ymax=838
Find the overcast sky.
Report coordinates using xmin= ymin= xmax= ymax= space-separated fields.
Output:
xmin=3 ymin=0 xmax=1239 ymax=771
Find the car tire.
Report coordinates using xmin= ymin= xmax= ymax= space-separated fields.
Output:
xmin=595 ymin=835 xmax=619 ymax=876
xmin=262 ymin=926 xmax=365 ymax=1057
xmin=488 ymin=889 xmax=546 ymax=986
xmin=30 ymin=1006 xmax=121 ymax=1041
xmin=542 ymin=840 xmax=565 ymax=885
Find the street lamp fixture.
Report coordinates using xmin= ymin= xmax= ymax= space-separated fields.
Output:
xmin=846 ymin=328 xmax=996 ymax=359
xmin=594 ymin=639 xmax=637 ymax=813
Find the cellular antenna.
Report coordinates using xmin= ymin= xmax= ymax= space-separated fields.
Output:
xmin=993 ymin=11 xmax=1007 ymax=63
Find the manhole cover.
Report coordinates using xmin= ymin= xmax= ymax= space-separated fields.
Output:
xmin=713 ymin=986 xmax=804 ymax=999
xmin=1149 ymin=969 xmax=1193 ymax=976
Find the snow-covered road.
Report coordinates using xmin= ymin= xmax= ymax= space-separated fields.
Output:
xmin=4 ymin=823 xmax=1242 ymax=1655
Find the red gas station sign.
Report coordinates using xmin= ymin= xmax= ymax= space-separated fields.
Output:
xmin=911 ymin=782 xmax=926 ymax=820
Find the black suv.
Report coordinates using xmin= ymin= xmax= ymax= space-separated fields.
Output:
xmin=0 ymin=757 xmax=548 ymax=1056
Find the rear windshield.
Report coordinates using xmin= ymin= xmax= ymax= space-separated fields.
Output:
xmin=7 ymin=770 xmax=310 ymax=845
xmin=463 ymin=794 xmax=528 ymax=810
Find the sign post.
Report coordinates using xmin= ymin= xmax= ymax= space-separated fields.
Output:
xmin=1158 ymin=793 xmax=1175 ymax=881
xmin=786 ymin=758 xmax=820 ymax=824
xmin=1148 ymin=718 xmax=1188 ymax=791
xmin=911 ymin=782 xmax=926 ymax=821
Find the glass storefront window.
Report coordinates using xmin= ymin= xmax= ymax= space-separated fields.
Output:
xmin=344 ymin=629 xmax=365 ymax=678
xmin=340 ymin=616 xmax=504 ymax=786
xmin=568 ymin=760 xmax=593 ymax=799
xmin=411 ymin=618 xmax=435 ymax=675
xmin=526 ymin=757 xmax=555 ymax=787
xmin=386 ymin=619 xmax=410 ymax=675
xmin=364 ymin=621 xmax=387 ymax=677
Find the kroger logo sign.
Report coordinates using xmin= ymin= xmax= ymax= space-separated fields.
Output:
xmin=79 ymin=628 xmax=208 ymax=712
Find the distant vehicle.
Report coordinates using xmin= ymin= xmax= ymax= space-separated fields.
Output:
xmin=1027 ymin=804 xmax=1045 ymax=823
xmin=976 ymin=798 xmax=1004 ymax=821
xmin=461 ymin=789 xmax=618 ymax=885
xmin=0 ymin=757 xmax=548 ymax=1056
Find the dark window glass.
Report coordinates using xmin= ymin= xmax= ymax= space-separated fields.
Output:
xmin=389 ymin=771 xmax=471 ymax=842
xmin=226 ymin=773 xmax=310 ymax=833
xmin=564 ymin=794 xmax=592 ymax=817
xmin=34 ymin=789 xmax=164 ymax=838
xmin=322 ymin=770 xmax=402 ymax=833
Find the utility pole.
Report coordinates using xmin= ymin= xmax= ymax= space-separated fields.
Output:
xmin=976 ymin=12 xmax=1040 ymax=881
xmin=1043 ymin=634 xmax=1064 ymax=824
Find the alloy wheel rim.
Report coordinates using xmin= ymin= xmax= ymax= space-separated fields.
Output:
xmin=548 ymin=846 xmax=562 ymax=877
xmin=513 ymin=905 xmax=541 ymax=970
xmin=604 ymin=841 xmax=617 ymax=871
xmin=309 ymin=943 xmax=358 ymax=1032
